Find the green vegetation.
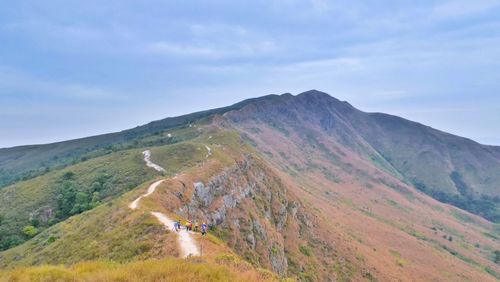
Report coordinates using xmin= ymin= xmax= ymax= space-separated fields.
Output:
xmin=390 ymin=250 xmax=407 ymax=267
xmin=0 ymin=192 xmax=169 ymax=268
xmin=22 ymin=226 xmax=38 ymax=238
xmin=408 ymin=229 xmax=427 ymax=241
xmin=299 ymin=245 xmax=313 ymax=257
xmin=0 ymin=149 xmax=157 ymax=251
xmin=54 ymin=172 xmax=101 ymax=220
xmin=441 ymin=245 xmax=478 ymax=267
xmin=412 ymin=178 xmax=500 ymax=223
xmin=332 ymin=258 xmax=356 ymax=282
xmin=0 ymin=95 xmax=274 ymax=189
xmin=395 ymin=258 xmax=407 ymax=267
xmin=485 ymin=266 xmax=500 ymax=280
xmin=494 ymin=250 xmax=500 ymax=264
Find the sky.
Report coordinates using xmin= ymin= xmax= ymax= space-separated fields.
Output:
xmin=0 ymin=0 xmax=499 ymax=148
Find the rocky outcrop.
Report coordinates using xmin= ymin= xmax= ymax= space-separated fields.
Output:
xmin=176 ymin=155 xmax=299 ymax=275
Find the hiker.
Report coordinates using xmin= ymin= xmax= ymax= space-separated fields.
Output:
xmin=201 ymin=222 xmax=207 ymax=236
xmin=175 ymin=220 xmax=181 ymax=231
xmin=187 ymin=221 xmax=192 ymax=231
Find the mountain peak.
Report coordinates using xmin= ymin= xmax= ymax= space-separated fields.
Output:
xmin=297 ymin=89 xmax=332 ymax=99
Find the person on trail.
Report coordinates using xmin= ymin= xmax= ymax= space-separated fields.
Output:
xmin=201 ymin=222 xmax=207 ymax=236
xmin=175 ymin=220 xmax=181 ymax=231
xmin=187 ymin=221 xmax=193 ymax=231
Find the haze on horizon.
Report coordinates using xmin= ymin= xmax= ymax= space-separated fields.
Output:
xmin=1 ymin=0 xmax=500 ymax=148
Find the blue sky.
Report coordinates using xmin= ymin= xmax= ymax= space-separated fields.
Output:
xmin=1 ymin=0 xmax=499 ymax=148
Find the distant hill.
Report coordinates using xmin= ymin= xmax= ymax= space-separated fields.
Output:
xmin=0 ymin=95 xmax=281 ymax=188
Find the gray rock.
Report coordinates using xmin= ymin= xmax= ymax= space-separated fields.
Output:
xmin=269 ymin=243 xmax=288 ymax=276
xmin=194 ymin=182 xmax=213 ymax=206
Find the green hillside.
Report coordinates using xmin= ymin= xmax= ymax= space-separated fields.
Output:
xmin=0 ymin=95 xmax=281 ymax=189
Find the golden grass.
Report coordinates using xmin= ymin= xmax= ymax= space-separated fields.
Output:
xmin=0 ymin=258 xmax=279 ymax=282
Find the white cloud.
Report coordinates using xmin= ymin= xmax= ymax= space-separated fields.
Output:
xmin=432 ymin=0 xmax=500 ymax=19
xmin=4 ymin=20 xmax=104 ymax=42
xmin=146 ymin=41 xmax=217 ymax=57
xmin=144 ymin=39 xmax=279 ymax=59
xmin=0 ymin=65 xmax=115 ymax=100
xmin=273 ymin=57 xmax=363 ymax=72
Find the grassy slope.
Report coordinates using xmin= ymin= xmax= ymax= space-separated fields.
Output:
xmin=0 ymin=125 xmax=229 ymax=262
xmin=0 ymin=189 xmax=170 ymax=268
xmin=0 ymin=94 xmax=282 ymax=189
xmin=0 ymin=149 xmax=157 ymax=250
xmin=0 ymin=127 xmax=283 ymax=281
xmin=0 ymin=258 xmax=278 ymax=282
xmin=0 ymin=122 xmax=212 ymax=251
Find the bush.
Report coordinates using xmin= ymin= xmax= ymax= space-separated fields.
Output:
xmin=22 ymin=225 xmax=38 ymax=238
xmin=299 ymin=245 xmax=313 ymax=257
xmin=494 ymin=250 xmax=500 ymax=264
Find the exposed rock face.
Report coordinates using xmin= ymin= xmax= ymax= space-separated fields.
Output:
xmin=29 ymin=207 xmax=54 ymax=225
xmin=269 ymin=242 xmax=288 ymax=276
xmin=176 ymin=155 xmax=298 ymax=275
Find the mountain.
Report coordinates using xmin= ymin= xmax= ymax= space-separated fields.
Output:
xmin=0 ymin=90 xmax=499 ymax=281
xmin=226 ymin=90 xmax=500 ymax=222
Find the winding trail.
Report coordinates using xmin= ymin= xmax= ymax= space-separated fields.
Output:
xmin=129 ymin=151 xmax=200 ymax=258
xmin=205 ymin=145 xmax=212 ymax=158
xmin=142 ymin=150 xmax=165 ymax=172
xmin=128 ymin=179 xmax=164 ymax=209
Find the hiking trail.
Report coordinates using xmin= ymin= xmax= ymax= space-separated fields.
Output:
xmin=128 ymin=150 xmax=200 ymax=258
xmin=142 ymin=150 xmax=165 ymax=172
xmin=205 ymin=145 xmax=212 ymax=158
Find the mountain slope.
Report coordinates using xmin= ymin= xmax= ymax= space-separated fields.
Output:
xmin=0 ymin=90 xmax=499 ymax=281
xmin=226 ymin=90 xmax=500 ymax=222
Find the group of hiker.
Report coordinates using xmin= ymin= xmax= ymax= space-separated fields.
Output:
xmin=174 ymin=220 xmax=208 ymax=235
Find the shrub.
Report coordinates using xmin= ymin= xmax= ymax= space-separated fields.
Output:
xmin=494 ymin=250 xmax=500 ymax=264
xmin=22 ymin=225 xmax=38 ymax=238
xmin=299 ymin=245 xmax=313 ymax=257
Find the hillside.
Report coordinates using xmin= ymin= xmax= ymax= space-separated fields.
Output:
xmin=0 ymin=90 xmax=499 ymax=281
xmin=0 ymin=95 xmax=281 ymax=189
xmin=226 ymin=90 xmax=500 ymax=222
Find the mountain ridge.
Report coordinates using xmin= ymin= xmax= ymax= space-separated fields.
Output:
xmin=2 ymin=90 xmax=499 ymax=222
xmin=1 ymin=90 xmax=499 ymax=281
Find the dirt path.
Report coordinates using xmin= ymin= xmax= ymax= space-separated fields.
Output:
xmin=142 ymin=150 xmax=165 ymax=172
xmin=205 ymin=145 xmax=212 ymax=158
xmin=128 ymin=151 xmax=200 ymax=258
xmin=128 ymin=179 xmax=164 ymax=209
xmin=150 ymin=212 xmax=200 ymax=257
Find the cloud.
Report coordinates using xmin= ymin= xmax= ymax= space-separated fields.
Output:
xmin=143 ymin=40 xmax=279 ymax=59
xmin=4 ymin=20 xmax=105 ymax=42
xmin=432 ymin=0 xmax=500 ymax=19
xmin=273 ymin=57 xmax=363 ymax=72
xmin=146 ymin=41 xmax=217 ymax=57
xmin=0 ymin=65 xmax=116 ymax=101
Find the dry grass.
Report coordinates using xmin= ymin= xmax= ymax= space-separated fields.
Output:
xmin=0 ymin=258 xmax=279 ymax=282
